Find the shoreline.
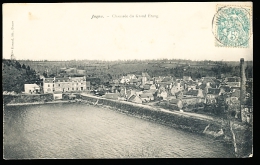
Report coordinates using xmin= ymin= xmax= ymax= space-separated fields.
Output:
xmin=3 ymin=93 xmax=252 ymax=157
xmin=4 ymin=100 xmax=74 ymax=106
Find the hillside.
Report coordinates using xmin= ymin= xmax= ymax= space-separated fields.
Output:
xmin=16 ymin=59 xmax=253 ymax=83
xmin=2 ymin=60 xmax=40 ymax=93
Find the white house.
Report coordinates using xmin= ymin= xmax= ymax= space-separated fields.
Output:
xmin=24 ymin=84 xmax=41 ymax=94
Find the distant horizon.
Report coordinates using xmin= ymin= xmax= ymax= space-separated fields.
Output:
xmin=2 ymin=57 xmax=253 ymax=62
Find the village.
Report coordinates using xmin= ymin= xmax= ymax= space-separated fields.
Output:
xmin=11 ymin=58 xmax=252 ymax=125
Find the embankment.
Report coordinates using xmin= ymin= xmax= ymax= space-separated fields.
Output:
xmin=3 ymin=94 xmax=53 ymax=105
xmin=81 ymin=94 xmax=252 ymax=158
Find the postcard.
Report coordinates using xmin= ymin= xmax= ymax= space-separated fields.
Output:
xmin=3 ymin=2 xmax=253 ymax=159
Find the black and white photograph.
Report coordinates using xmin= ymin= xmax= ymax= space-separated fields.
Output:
xmin=3 ymin=2 xmax=253 ymax=159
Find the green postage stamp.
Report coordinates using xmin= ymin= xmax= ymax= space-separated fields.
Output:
xmin=212 ymin=5 xmax=252 ymax=48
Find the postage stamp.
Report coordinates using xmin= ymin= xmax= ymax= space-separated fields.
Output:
xmin=212 ymin=5 xmax=252 ymax=48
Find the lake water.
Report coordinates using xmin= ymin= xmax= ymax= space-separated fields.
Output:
xmin=3 ymin=103 xmax=235 ymax=158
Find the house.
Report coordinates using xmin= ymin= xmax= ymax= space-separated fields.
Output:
xmin=205 ymin=88 xmax=221 ymax=104
xmin=120 ymin=76 xmax=130 ymax=84
xmin=175 ymin=91 xmax=183 ymax=99
xmin=141 ymin=72 xmax=151 ymax=85
xmin=169 ymin=99 xmax=183 ymax=110
xmin=126 ymin=74 xmax=136 ymax=79
xmin=183 ymin=76 xmax=192 ymax=81
xmin=171 ymin=81 xmax=184 ymax=95
xmin=182 ymin=97 xmax=205 ymax=105
xmin=119 ymin=87 xmax=127 ymax=97
xmin=158 ymin=90 xmax=168 ymax=100
xmin=153 ymin=76 xmax=164 ymax=84
xmin=219 ymin=86 xmax=231 ymax=94
xmin=54 ymin=76 xmax=87 ymax=93
xmin=103 ymin=93 xmax=119 ymax=100
xmin=24 ymin=84 xmax=41 ymax=94
xmin=224 ymin=77 xmax=241 ymax=87
xmin=241 ymin=105 xmax=253 ymax=124
xmin=183 ymin=89 xmax=204 ymax=98
xmin=143 ymin=84 xmax=151 ymax=90
xmin=184 ymin=81 xmax=197 ymax=91
xmin=126 ymin=89 xmax=136 ymax=100
xmin=140 ymin=92 xmax=154 ymax=102
xmin=86 ymin=81 xmax=91 ymax=90
xmin=64 ymin=68 xmax=77 ymax=73
xmin=128 ymin=94 xmax=142 ymax=104
xmin=53 ymin=93 xmax=63 ymax=100
xmin=143 ymin=89 xmax=157 ymax=95
xmin=77 ymin=69 xmax=85 ymax=75
xmin=43 ymin=78 xmax=55 ymax=93
xmin=129 ymin=78 xmax=138 ymax=85
xmin=43 ymin=76 xmax=87 ymax=94
xmin=230 ymin=89 xmax=240 ymax=102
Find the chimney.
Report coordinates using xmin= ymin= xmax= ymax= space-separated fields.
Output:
xmin=240 ymin=58 xmax=247 ymax=122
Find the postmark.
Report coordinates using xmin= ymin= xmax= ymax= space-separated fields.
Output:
xmin=212 ymin=5 xmax=252 ymax=48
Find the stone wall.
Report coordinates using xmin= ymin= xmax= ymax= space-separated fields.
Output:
xmin=81 ymin=94 xmax=252 ymax=157
xmin=3 ymin=94 xmax=53 ymax=105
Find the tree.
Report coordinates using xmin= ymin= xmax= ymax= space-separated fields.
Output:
xmin=22 ymin=64 xmax=26 ymax=69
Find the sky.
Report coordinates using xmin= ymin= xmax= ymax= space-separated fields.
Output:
xmin=3 ymin=2 xmax=253 ymax=61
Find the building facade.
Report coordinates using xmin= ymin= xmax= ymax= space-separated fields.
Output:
xmin=43 ymin=76 xmax=87 ymax=94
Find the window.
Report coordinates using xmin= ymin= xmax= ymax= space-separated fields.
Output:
xmin=68 ymin=88 xmax=70 ymax=91
xmin=58 ymin=84 xmax=60 ymax=87
xmin=53 ymin=84 xmax=54 ymax=87
xmin=48 ymin=84 xmax=50 ymax=87
xmin=81 ymin=87 xmax=83 ymax=90
xmin=72 ymin=88 xmax=74 ymax=90
xmin=76 ymin=87 xmax=78 ymax=90
xmin=77 ymin=83 xmax=78 ymax=85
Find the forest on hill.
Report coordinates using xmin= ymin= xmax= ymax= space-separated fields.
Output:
xmin=16 ymin=59 xmax=253 ymax=83
xmin=2 ymin=59 xmax=41 ymax=93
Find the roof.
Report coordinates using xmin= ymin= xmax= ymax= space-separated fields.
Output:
xmin=184 ymin=89 xmax=199 ymax=96
xmin=55 ymin=77 xmax=70 ymax=82
xmin=24 ymin=84 xmax=40 ymax=88
xmin=128 ymin=95 xmax=142 ymax=102
xmin=175 ymin=91 xmax=183 ymax=96
xmin=71 ymin=77 xmax=85 ymax=81
xmin=207 ymin=88 xmax=221 ymax=95
xmin=231 ymin=90 xmax=240 ymax=98
xmin=226 ymin=77 xmax=241 ymax=82
xmin=169 ymin=99 xmax=181 ymax=104
xmin=202 ymin=78 xmax=215 ymax=84
xmin=143 ymin=84 xmax=151 ymax=90
xmin=127 ymin=74 xmax=135 ymax=77
xmin=220 ymin=86 xmax=231 ymax=92
xmin=44 ymin=78 xmax=55 ymax=83
xmin=142 ymin=72 xmax=150 ymax=78
xmin=161 ymin=77 xmax=173 ymax=82
xmin=140 ymin=93 xmax=154 ymax=98
xmin=143 ymin=89 xmax=157 ymax=94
